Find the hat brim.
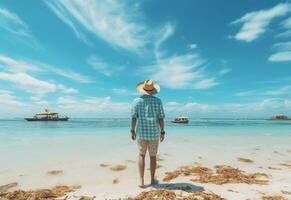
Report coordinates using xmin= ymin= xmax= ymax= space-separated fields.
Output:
xmin=136 ymin=81 xmax=160 ymax=95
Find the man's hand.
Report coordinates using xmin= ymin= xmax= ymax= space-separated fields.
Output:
xmin=160 ymin=133 xmax=165 ymax=142
xmin=131 ymin=130 xmax=136 ymax=140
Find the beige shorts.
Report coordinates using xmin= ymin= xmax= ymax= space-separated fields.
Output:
xmin=138 ymin=139 xmax=159 ymax=156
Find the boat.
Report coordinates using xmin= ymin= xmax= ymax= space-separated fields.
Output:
xmin=268 ymin=114 xmax=291 ymax=120
xmin=25 ymin=109 xmax=69 ymax=121
xmin=171 ymin=116 xmax=189 ymax=123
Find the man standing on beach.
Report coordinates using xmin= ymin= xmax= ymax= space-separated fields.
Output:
xmin=131 ymin=79 xmax=165 ymax=188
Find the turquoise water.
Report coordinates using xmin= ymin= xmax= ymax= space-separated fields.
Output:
xmin=1 ymin=118 xmax=291 ymax=136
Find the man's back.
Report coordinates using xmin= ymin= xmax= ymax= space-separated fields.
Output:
xmin=132 ymin=95 xmax=165 ymax=141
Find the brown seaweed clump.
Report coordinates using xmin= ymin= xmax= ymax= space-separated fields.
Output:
xmin=47 ymin=170 xmax=63 ymax=175
xmin=237 ymin=157 xmax=254 ymax=163
xmin=262 ymin=196 xmax=287 ymax=200
xmin=0 ymin=185 xmax=80 ymax=200
xmin=163 ymin=166 xmax=212 ymax=182
xmin=110 ymin=165 xmax=127 ymax=171
xmin=280 ymin=163 xmax=291 ymax=169
xmin=79 ymin=197 xmax=96 ymax=200
xmin=163 ymin=165 xmax=268 ymax=185
xmin=124 ymin=189 xmax=225 ymax=200
xmin=0 ymin=183 xmax=18 ymax=193
xmin=268 ymin=166 xmax=281 ymax=170
xmin=113 ymin=178 xmax=120 ymax=184
xmin=99 ymin=163 xmax=109 ymax=167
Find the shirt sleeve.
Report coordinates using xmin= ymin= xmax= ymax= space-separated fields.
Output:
xmin=157 ymin=100 xmax=165 ymax=119
xmin=131 ymin=100 xmax=138 ymax=118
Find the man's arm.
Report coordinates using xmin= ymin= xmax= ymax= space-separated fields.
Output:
xmin=131 ymin=117 xmax=137 ymax=140
xmin=159 ymin=118 xmax=165 ymax=142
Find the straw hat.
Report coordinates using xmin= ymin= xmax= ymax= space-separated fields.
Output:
xmin=136 ymin=80 xmax=160 ymax=95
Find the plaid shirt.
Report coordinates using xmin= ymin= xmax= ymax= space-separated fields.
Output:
xmin=131 ymin=95 xmax=165 ymax=141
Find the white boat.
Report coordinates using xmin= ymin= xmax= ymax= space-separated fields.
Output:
xmin=25 ymin=109 xmax=69 ymax=121
xmin=171 ymin=116 xmax=189 ymax=123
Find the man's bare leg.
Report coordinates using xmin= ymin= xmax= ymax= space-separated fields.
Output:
xmin=138 ymin=154 xmax=145 ymax=187
xmin=150 ymin=156 xmax=157 ymax=184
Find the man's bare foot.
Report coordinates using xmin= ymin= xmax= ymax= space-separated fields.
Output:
xmin=150 ymin=179 xmax=159 ymax=185
xmin=138 ymin=180 xmax=144 ymax=188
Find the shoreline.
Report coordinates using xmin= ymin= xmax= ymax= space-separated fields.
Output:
xmin=1 ymin=143 xmax=291 ymax=199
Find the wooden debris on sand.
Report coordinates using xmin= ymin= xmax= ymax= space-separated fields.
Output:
xmin=237 ymin=157 xmax=254 ymax=163
xmin=262 ymin=196 xmax=287 ymax=200
xmin=110 ymin=165 xmax=127 ymax=171
xmin=0 ymin=185 xmax=80 ymax=200
xmin=124 ymin=189 xmax=225 ymax=200
xmin=0 ymin=183 xmax=18 ymax=193
xmin=163 ymin=165 xmax=268 ymax=185
xmin=47 ymin=170 xmax=63 ymax=175
xmin=99 ymin=163 xmax=109 ymax=167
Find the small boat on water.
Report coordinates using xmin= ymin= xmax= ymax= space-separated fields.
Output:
xmin=25 ymin=109 xmax=69 ymax=121
xmin=171 ymin=116 xmax=189 ymax=123
xmin=268 ymin=114 xmax=291 ymax=121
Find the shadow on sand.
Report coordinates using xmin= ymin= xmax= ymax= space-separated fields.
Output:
xmin=152 ymin=182 xmax=204 ymax=192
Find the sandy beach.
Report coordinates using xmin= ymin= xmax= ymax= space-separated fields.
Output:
xmin=1 ymin=119 xmax=291 ymax=200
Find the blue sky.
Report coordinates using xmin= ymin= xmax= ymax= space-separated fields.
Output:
xmin=0 ymin=0 xmax=291 ymax=118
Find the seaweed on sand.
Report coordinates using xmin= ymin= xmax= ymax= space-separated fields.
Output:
xmin=110 ymin=165 xmax=127 ymax=171
xmin=47 ymin=170 xmax=63 ymax=175
xmin=100 ymin=163 xmax=109 ymax=167
xmin=0 ymin=185 xmax=80 ymax=200
xmin=280 ymin=163 xmax=291 ymax=169
xmin=113 ymin=178 xmax=120 ymax=184
xmin=163 ymin=165 xmax=268 ymax=185
xmin=262 ymin=196 xmax=287 ymax=200
xmin=0 ymin=183 xmax=18 ymax=193
xmin=237 ymin=157 xmax=254 ymax=163
xmin=124 ymin=189 xmax=225 ymax=200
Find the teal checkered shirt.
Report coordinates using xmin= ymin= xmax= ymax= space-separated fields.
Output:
xmin=131 ymin=95 xmax=165 ymax=141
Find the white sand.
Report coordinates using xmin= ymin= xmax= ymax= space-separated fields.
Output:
xmin=1 ymin=133 xmax=291 ymax=199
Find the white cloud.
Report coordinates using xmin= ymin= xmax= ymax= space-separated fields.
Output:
xmin=193 ymin=78 xmax=219 ymax=89
xmin=87 ymin=55 xmax=112 ymax=76
xmin=0 ymin=92 xmax=24 ymax=107
xmin=0 ymin=7 xmax=32 ymax=38
xmin=45 ymin=0 xmax=150 ymax=51
xmin=281 ymin=16 xmax=291 ymax=29
xmin=57 ymin=96 xmax=131 ymax=116
xmin=0 ymin=72 xmax=78 ymax=97
xmin=0 ymin=55 xmax=41 ymax=72
xmin=147 ymin=54 xmax=204 ymax=88
xmin=273 ymin=41 xmax=291 ymax=51
xmin=154 ymin=22 xmax=175 ymax=59
xmin=0 ymin=72 xmax=57 ymax=95
xmin=231 ymin=3 xmax=291 ymax=42
xmin=236 ymin=85 xmax=291 ymax=97
xmin=269 ymin=51 xmax=291 ymax=62
xmin=0 ymin=7 xmax=38 ymax=48
xmin=57 ymin=84 xmax=78 ymax=94
xmin=87 ymin=55 xmax=124 ymax=76
xmin=188 ymin=43 xmax=197 ymax=50
xmin=218 ymin=68 xmax=232 ymax=75
xmin=165 ymin=98 xmax=291 ymax=118
xmin=0 ymin=54 xmax=92 ymax=83
xmin=145 ymin=53 xmax=219 ymax=90
xmin=112 ymin=88 xmax=137 ymax=96
xmin=49 ymin=67 xmax=92 ymax=83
